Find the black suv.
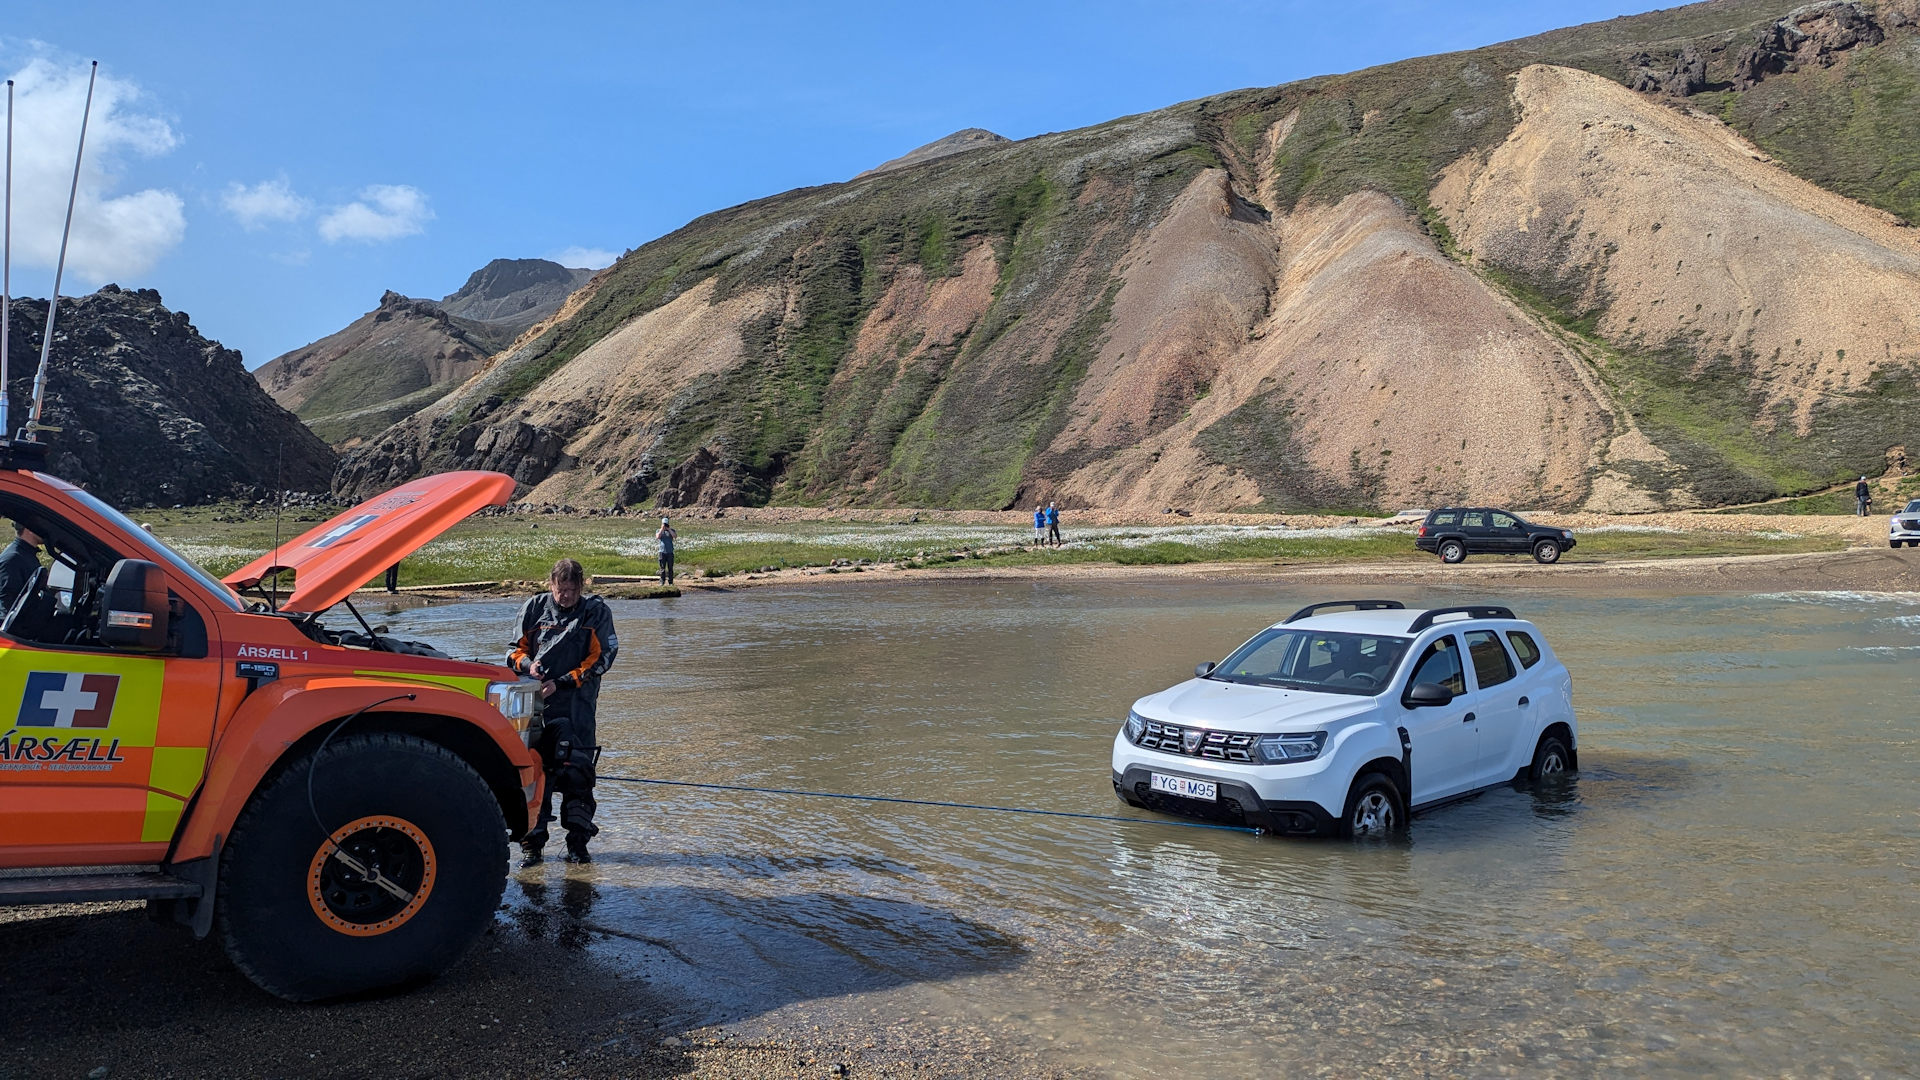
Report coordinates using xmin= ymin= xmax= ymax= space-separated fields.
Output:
xmin=1415 ymin=507 xmax=1576 ymax=564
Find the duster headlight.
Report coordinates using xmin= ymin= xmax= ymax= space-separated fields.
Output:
xmin=1125 ymin=711 xmax=1146 ymax=743
xmin=1256 ymin=731 xmax=1327 ymax=764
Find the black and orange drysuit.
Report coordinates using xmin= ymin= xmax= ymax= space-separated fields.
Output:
xmin=508 ymin=591 xmax=619 ymax=852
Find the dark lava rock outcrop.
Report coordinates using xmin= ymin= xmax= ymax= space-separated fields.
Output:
xmin=4 ymin=286 xmax=336 ymax=506
xmin=1736 ymin=1 xmax=1886 ymax=87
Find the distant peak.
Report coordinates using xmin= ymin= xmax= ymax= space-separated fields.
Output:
xmin=445 ymin=258 xmax=579 ymax=304
xmin=858 ymin=128 xmax=1011 ymax=178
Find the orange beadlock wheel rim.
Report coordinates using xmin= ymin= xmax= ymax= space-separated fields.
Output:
xmin=306 ymin=815 xmax=438 ymax=937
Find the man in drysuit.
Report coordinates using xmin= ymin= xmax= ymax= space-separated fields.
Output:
xmin=508 ymin=558 xmax=619 ymax=864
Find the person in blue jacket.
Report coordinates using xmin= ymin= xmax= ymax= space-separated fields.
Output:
xmin=1033 ymin=506 xmax=1046 ymax=545
xmin=1045 ymin=502 xmax=1062 ymax=547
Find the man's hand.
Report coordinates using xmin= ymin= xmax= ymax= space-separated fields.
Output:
xmin=528 ymin=660 xmax=545 ymax=679
xmin=540 ymin=679 xmax=558 ymax=700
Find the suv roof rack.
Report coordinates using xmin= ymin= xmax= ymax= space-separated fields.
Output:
xmin=1283 ymin=599 xmax=1406 ymax=624
xmin=1408 ymin=605 xmax=1516 ymax=632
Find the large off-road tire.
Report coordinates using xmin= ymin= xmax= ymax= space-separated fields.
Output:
xmin=1338 ymin=771 xmax=1406 ymax=839
xmin=1438 ymin=540 xmax=1467 ymax=565
xmin=217 ymin=731 xmax=508 ymax=1001
xmin=1527 ymin=731 xmax=1573 ymax=784
xmin=1532 ymin=539 xmax=1562 ymax=565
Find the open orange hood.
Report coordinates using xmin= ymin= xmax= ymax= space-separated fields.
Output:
xmin=224 ymin=471 xmax=516 ymax=614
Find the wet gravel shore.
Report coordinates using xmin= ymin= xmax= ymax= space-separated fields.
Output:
xmin=0 ymin=902 xmax=1087 ymax=1079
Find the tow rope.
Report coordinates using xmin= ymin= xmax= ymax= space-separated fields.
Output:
xmin=595 ymin=774 xmax=1264 ymax=835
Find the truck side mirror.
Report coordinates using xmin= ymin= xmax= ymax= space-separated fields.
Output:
xmin=1405 ymin=681 xmax=1454 ymax=707
xmin=99 ymin=559 xmax=170 ymax=652
xmin=1195 ymin=661 xmax=1216 ymax=678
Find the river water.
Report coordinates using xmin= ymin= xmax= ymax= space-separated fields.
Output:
xmin=382 ymin=580 xmax=1920 ymax=1077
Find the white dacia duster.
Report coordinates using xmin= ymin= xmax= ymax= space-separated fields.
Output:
xmin=1112 ymin=601 xmax=1576 ymax=838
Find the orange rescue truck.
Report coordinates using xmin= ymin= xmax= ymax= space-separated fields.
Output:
xmin=0 ymin=451 xmax=544 ymax=1000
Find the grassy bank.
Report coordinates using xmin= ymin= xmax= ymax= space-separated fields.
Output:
xmin=137 ymin=508 xmax=1848 ymax=592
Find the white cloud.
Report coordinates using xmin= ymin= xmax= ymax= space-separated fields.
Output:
xmin=221 ymin=176 xmax=309 ymax=229
xmin=317 ymin=184 xmax=432 ymax=244
xmin=2 ymin=55 xmax=185 ymax=283
xmin=548 ymin=245 xmax=618 ymax=270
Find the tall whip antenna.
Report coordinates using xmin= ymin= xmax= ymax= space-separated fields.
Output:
xmin=24 ymin=60 xmax=96 ymax=443
xmin=269 ymin=440 xmax=285 ymax=610
xmin=3 ymin=78 xmax=14 ymax=438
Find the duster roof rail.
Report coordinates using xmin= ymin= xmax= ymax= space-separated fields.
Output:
xmin=1409 ymin=605 xmax=1516 ymax=633
xmin=1282 ymin=600 xmax=1406 ymax=624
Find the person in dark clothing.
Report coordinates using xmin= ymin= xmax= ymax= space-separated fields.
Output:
xmin=508 ymin=558 xmax=619 ymax=864
xmin=1045 ymin=503 xmax=1062 ymax=548
xmin=655 ymin=517 xmax=676 ymax=585
xmin=384 ymin=563 xmax=400 ymax=593
xmin=0 ymin=521 xmax=46 ymax=612
xmin=1856 ymin=477 xmax=1872 ymax=517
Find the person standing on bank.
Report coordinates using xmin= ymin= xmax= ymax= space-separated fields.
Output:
xmin=655 ymin=517 xmax=677 ymax=585
xmin=0 ymin=521 xmax=46 ymax=611
xmin=1033 ymin=506 xmax=1046 ymax=545
xmin=1045 ymin=502 xmax=1062 ymax=548
xmin=1856 ymin=476 xmax=1872 ymax=516
xmin=508 ymin=559 xmax=619 ymax=864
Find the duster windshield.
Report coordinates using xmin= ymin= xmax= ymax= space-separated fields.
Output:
xmin=1209 ymin=629 xmax=1413 ymax=695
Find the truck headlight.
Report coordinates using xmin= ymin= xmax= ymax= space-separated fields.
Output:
xmin=1256 ymin=731 xmax=1327 ymax=763
xmin=1125 ymin=711 xmax=1145 ymax=743
xmin=487 ymin=681 xmax=543 ymax=744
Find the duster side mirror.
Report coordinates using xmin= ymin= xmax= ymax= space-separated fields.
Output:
xmin=1404 ymin=681 xmax=1455 ymax=708
xmin=99 ymin=559 xmax=170 ymax=652
xmin=1195 ymin=661 xmax=1217 ymax=678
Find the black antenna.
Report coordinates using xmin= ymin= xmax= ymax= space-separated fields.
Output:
xmin=269 ymin=440 xmax=284 ymax=609
xmin=2 ymin=78 xmax=13 ymax=436
xmin=24 ymin=60 xmax=96 ymax=443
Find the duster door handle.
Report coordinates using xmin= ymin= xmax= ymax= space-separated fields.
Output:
xmin=1462 ymin=712 xmax=1476 ymax=723
xmin=1518 ymin=696 xmax=1529 ymax=707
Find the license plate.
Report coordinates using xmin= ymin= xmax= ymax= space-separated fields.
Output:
xmin=1149 ymin=773 xmax=1217 ymax=801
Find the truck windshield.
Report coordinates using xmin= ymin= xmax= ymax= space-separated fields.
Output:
xmin=1209 ymin=629 xmax=1413 ymax=695
xmin=61 ymin=484 xmax=245 ymax=611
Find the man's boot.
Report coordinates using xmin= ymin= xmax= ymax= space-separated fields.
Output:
xmin=565 ymin=836 xmax=592 ymax=864
xmin=521 ymin=827 xmax=548 ymax=866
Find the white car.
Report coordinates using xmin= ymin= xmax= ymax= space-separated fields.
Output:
xmin=1112 ymin=600 xmax=1576 ymax=838
xmin=1890 ymin=500 xmax=1920 ymax=547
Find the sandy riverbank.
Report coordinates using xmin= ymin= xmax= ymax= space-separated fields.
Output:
xmin=602 ymin=544 xmax=1918 ymax=601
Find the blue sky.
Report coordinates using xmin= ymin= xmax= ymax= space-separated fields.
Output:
xmin=4 ymin=1 xmax=1652 ymax=369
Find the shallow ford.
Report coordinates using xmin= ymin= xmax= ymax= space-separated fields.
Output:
xmin=1112 ymin=600 xmax=1576 ymax=837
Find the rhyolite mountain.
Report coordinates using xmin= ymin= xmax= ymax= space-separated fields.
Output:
xmin=255 ymin=258 xmax=595 ymax=447
xmin=339 ymin=0 xmax=1920 ymax=513
xmin=4 ymin=287 xmax=336 ymax=505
